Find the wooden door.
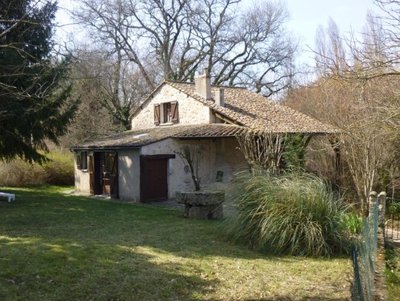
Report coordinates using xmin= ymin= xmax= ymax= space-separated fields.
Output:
xmin=102 ymin=152 xmax=118 ymax=198
xmin=140 ymin=156 xmax=168 ymax=202
xmin=94 ymin=152 xmax=103 ymax=195
xmin=89 ymin=154 xmax=94 ymax=195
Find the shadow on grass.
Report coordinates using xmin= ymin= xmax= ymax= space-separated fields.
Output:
xmin=0 ymin=187 xmax=230 ymax=299
xmin=0 ymin=234 xmax=216 ymax=301
xmin=0 ymin=187 xmax=267 ymax=261
xmin=242 ymin=297 xmax=346 ymax=301
xmin=0 ymin=187 xmax=350 ymax=300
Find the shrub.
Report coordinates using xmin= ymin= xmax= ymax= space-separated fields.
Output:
xmin=42 ymin=151 xmax=74 ymax=185
xmin=339 ymin=212 xmax=363 ymax=236
xmin=0 ymin=160 xmax=47 ymax=186
xmin=0 ymin=150 xmax=74 ymax=186
xmin=388 ymin=199 xmax=400 ymax=215
xmin=226 ymin=170 xmax=351 ymax=257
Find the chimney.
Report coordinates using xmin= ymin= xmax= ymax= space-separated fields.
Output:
xmin=215 ymin=88 xmax=224 ymax=107
xmin=195 ymin=68 xmax=211 ymax=100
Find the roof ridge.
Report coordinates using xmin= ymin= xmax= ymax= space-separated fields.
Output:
xmin=166 ymin=80 xmax=247 ymax=89
xmin=132 ymin=81 xmax=338 ymax=135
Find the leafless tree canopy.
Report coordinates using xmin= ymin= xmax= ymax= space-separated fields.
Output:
xmin=285 ymin=5 xmax=400 ymax=212
xmin=71 ymin=0 xmax=295 ymax=97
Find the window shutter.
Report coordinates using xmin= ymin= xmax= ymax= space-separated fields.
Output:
xmin=154 ymin=104 xmax=160 ymax=125
xmin=171 ymin=101 xmax=179 ymax=123
xmin=81 ymin=151 xmax=88 ymax=170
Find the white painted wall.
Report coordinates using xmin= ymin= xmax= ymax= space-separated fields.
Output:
xmin=74 ymin=152 xmax=91 ymax=195
xmin=131 ymin=84 xmax=212 ymax=130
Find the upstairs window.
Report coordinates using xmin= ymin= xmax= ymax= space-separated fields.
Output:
xmin=76 ymin=151 xmax=88 ymax=170
xmin=154 ymin=101 xmax=179 ymax=125
xmin=164 ymin=102 xmax=172 ymax=123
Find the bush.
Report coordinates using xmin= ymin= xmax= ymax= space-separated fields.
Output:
xmin=42 ymin=151 xmax=75 ymax=185
xmin=0 ymin=150 xmax=74 ymax=186
xmin=388 ymin=199 xmax=400 ymax=215
xmin=226 ymin=171 xmax=351 ymax=257
xmin=339 ymin=212 xmax=363 ymax=236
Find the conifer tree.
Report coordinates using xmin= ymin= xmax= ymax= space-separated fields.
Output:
xmin=0 ymin=0 xmax=78 ymax=162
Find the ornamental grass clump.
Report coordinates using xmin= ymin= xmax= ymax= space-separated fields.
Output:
xmin=226 ymin=171 xmax=350 ymax=257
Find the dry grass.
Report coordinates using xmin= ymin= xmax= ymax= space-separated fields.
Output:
xmin=0 ymin=186 xmax=352 ymax=300
xmin=0 ymin=151 xmax=74 ymax=186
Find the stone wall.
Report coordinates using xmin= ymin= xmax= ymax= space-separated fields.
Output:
xmin=131 ymin=84 xmax=213 ymax=130
xmin=141 ymin=137 xmax=247 ymax=199
xmin=141 ymin=138 xmax=216 ymax=198
xmin=215 ymin=138 xmax=248 ymax=183
xmin=73 ymin=137 xmax=248 ymax=201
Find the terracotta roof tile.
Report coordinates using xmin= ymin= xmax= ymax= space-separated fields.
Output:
xmin=71 ymin=124 xmax=246 ymax=150
xmin=73 ymin=81 xmax=338 ymax=150
xmin=167 ymin=81 xmax=338 ymax=134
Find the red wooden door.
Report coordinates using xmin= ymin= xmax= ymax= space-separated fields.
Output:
xmin=140 ymin=157 xmax=168 ymax=202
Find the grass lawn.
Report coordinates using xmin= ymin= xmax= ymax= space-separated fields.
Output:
xmin=0 ymin=186 xmax=351 ymax=300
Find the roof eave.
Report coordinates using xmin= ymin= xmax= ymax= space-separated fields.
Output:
xmin=70 ymin=145 xmax=141 ymax=151
xmin=131 ymin=81 xmax=167 ymax=118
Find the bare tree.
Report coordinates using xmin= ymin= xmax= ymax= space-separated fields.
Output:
xmin=60 ymin=51 xmax=120 ymax=146
xmin=285 ymin=73 xmax=397 ymax=214
xmin=302 ymin=14 xmax=400 ymax=213
xmin=314 ymin=19 xmax=348 ymax=76
xmin=201 ymin=0 xmax=296 ymax=96
xmin=176 ymin=145 xmax=203 ymax=191
xmin=71 ymin=0 xmax=295 ymax=97
xmin=236 ymin=131 xmax=286 ymax=174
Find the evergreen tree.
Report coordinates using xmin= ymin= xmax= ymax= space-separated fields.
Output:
xmin=0 ymin=0 xmax=78 ymax=162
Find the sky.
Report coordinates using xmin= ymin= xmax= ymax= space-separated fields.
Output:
xmin=285 ymin=0 xmax=377 ymax=65
xmin=55 ymin=0 xmax=379 ymax=65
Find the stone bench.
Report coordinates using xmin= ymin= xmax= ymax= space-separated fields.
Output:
xmin=0 ymin=192 xmax=15 ymax=203
xmin=176 ymin=191 xmax=224 ymax=219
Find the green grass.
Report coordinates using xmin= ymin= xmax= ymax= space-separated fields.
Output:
xmin=0 ymin=186 xmax=351 ymax=300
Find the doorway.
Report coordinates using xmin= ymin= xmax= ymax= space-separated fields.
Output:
xmin=140 ymin=155 xmax=172 ymax=202
xmin=90 ymin=152 xmax=119 ymax=198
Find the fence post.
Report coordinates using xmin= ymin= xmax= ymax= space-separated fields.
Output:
xmin=375 ymin=192 xmax=387 ymax=301
xmin=369 ymin=191 xmax=377 ymax=224
xmin=378 ymin=192 xmax=386 ymax=234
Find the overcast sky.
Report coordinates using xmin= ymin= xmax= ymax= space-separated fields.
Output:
xmin=55 ymin=0 xmax=379 ymax=65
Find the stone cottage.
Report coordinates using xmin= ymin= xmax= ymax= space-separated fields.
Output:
xmin=71 ymin=72 xmax=337 ymax=201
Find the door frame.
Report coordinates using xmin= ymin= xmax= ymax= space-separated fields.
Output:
xmin=89 ymin=151 xmax=119 ymax=198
